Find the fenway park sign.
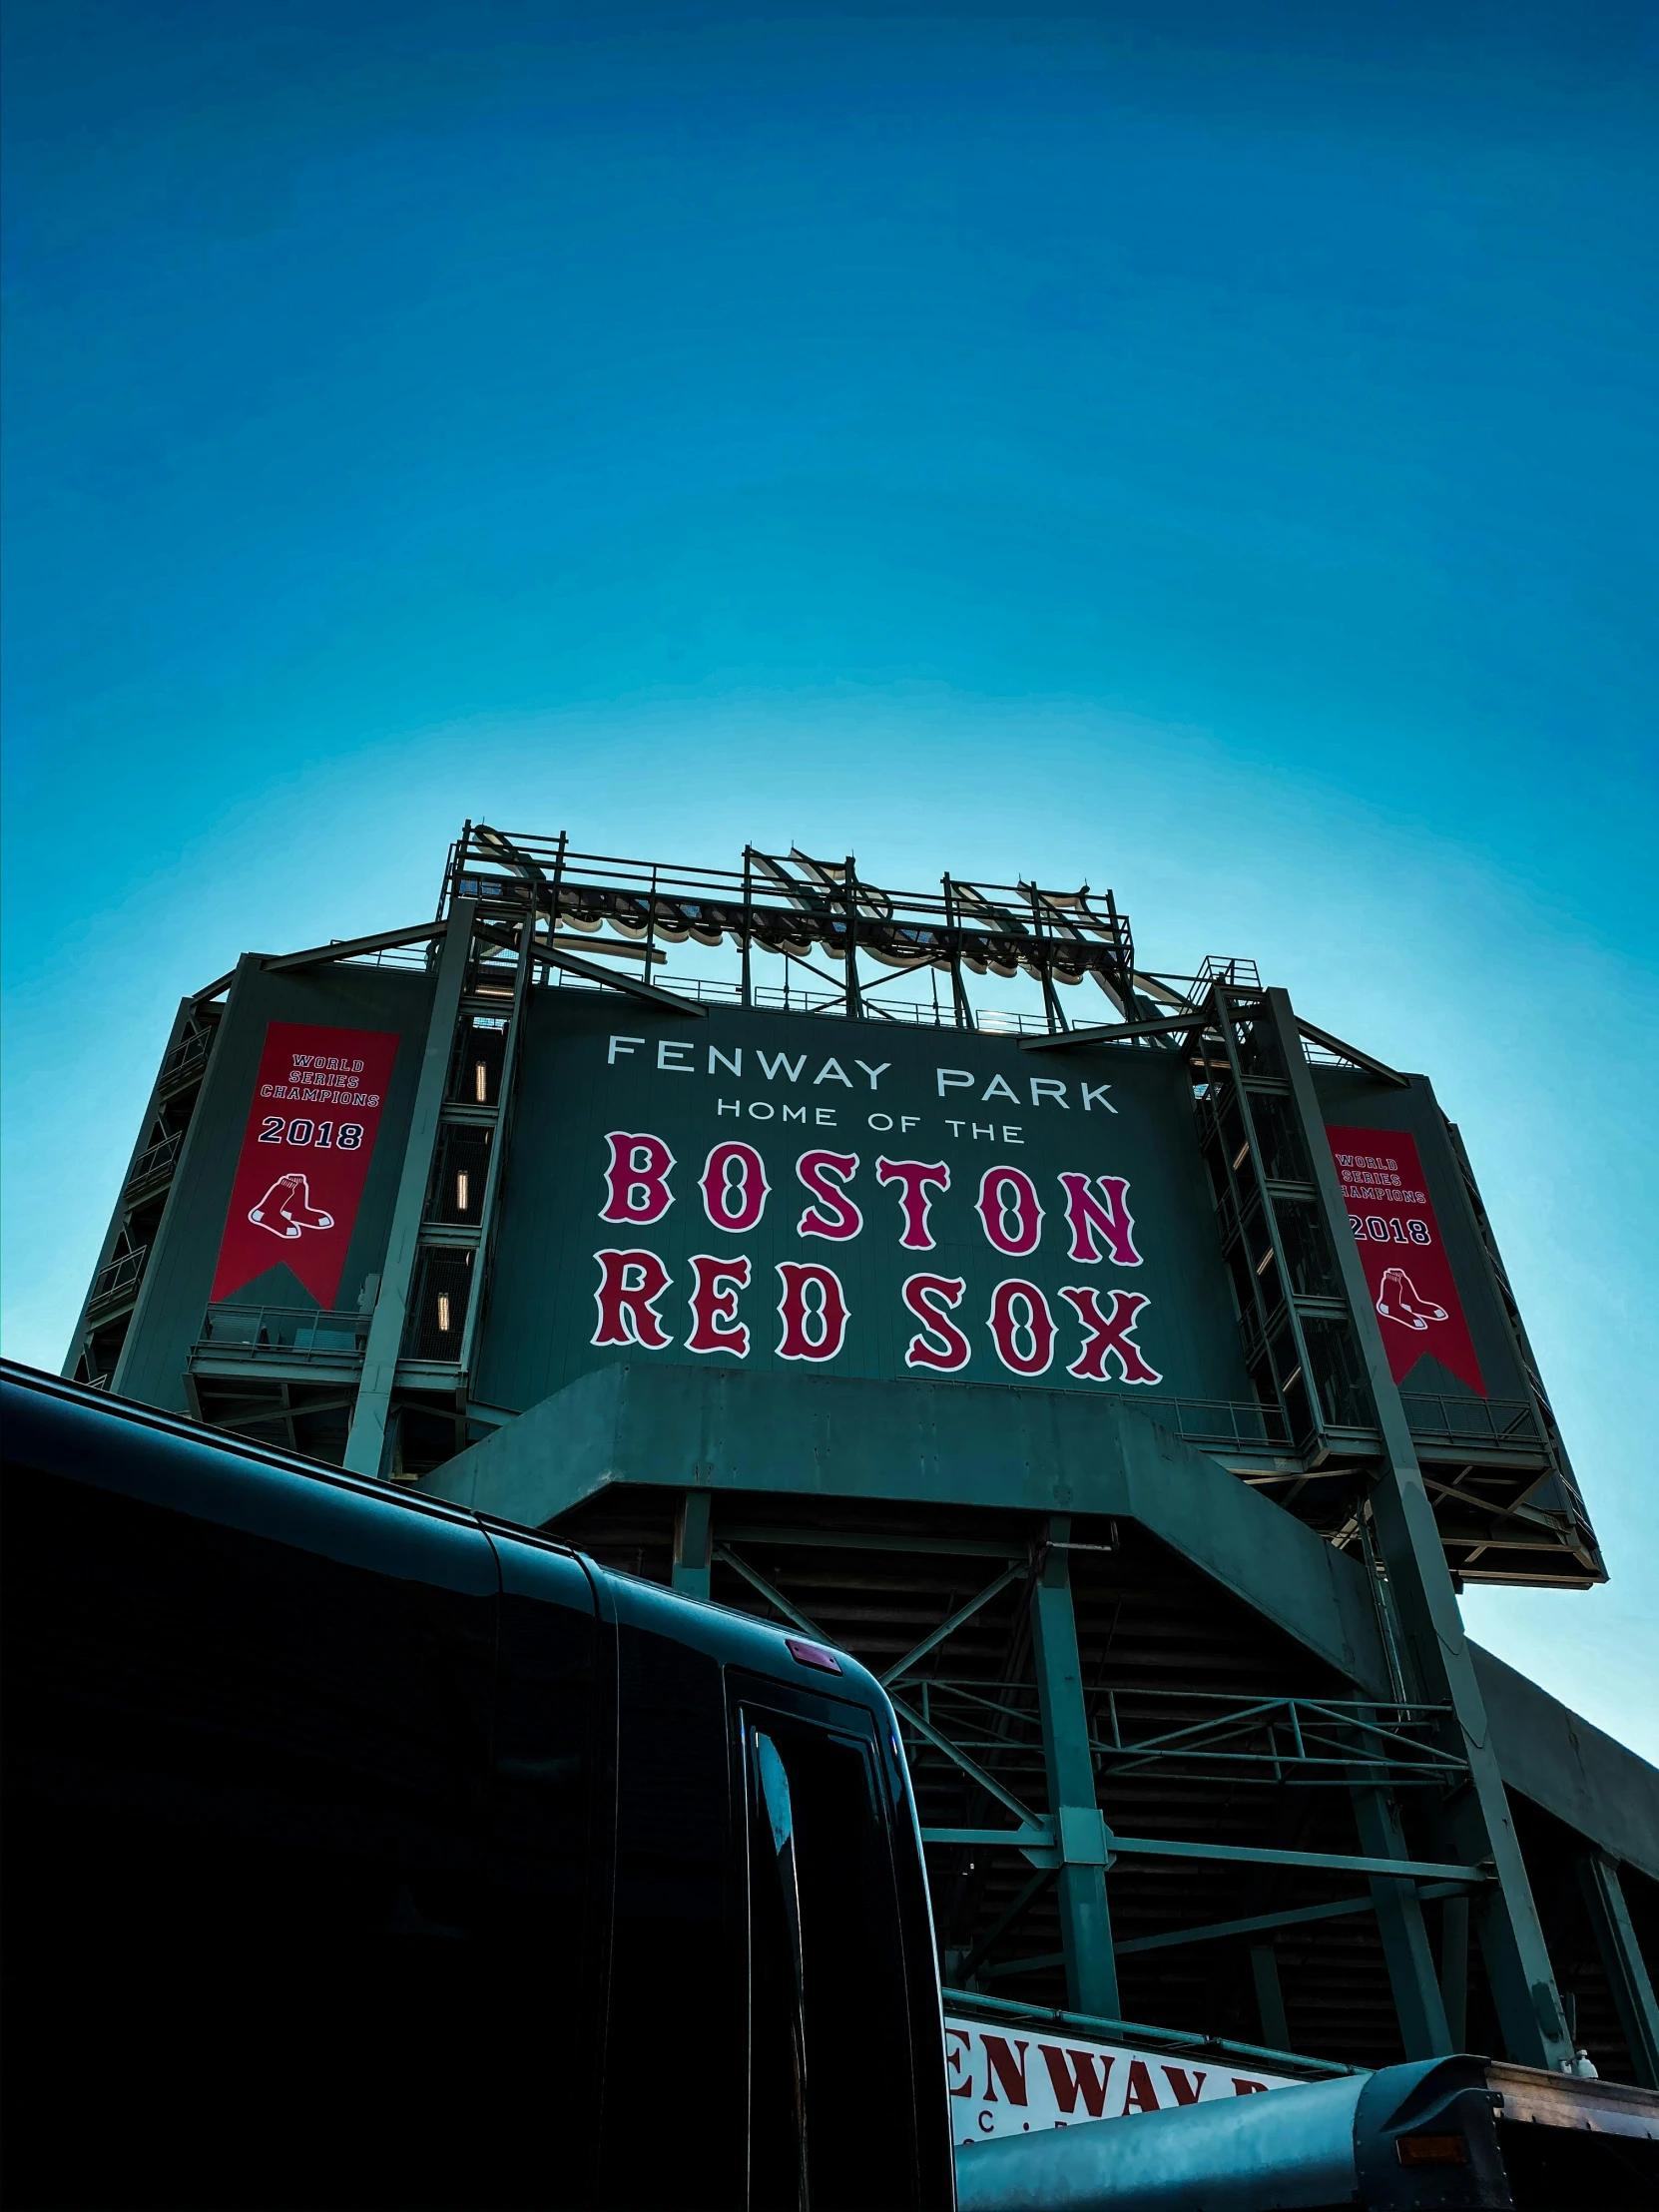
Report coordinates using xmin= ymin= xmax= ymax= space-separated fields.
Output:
xmin=485 ymin=1002 xmax=1257 ymax=1410
xmin=942 ymin=2013 xmax=1300 ymax=2145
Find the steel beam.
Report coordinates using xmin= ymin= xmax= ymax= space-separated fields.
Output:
xmin=1115 ymin=1880 xmax=1472 ymax=1959
xmin=1351 ymin=1781 xmax=1453 ymax=2056
xmin=1292 ymin=1018 xmax=1408 ymax=1088
xmin=712 ymin=1543 xmax=822 ymax=1635
xmin=721 ymin=1525 xmax=1025 ymax=1561
xmin=264 ymin=921 xmax=447 ymax=972
xmin=896 ymin=1705 xmax=1046 ymax=1832
xmin=342 ymin=901 xmax=476 ymax=1477
xmin=1029 ymin=1517 xmax=1119 ymax=2019
xmin=880 ymin=1561 xmax=1028 ymax=1688
xmin=472 ymin=922 xmax=709 ymax=1015
xmin=1577 ymin=1855 xmax=1659 ymax=2088
xmin=1441 ymin=1893 xmax=1470 ymax=2049
xmin=919 ymin=1826 xmax=1487 ymax=1884
xmin=537 ymin=934 xmax=667 ymax=962
xmin=1020 ymin=1011 xmax=1204 ymax=1053
xmin=1265 ymin=986 xmax=1573 ymax=2069
xmin=673 ymin=1491 xmax=713 ymax=1600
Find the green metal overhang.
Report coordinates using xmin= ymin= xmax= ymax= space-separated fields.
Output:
xmin=1471 ymin=1643 xmax=1659 ymax=1884
xmin=427 ymin=1361 xmax=1394 ymax=1697
xmin=427 ymin=1360 xmax=1659 ymax=1884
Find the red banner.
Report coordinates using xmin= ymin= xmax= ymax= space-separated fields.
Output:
xmin=211 ymin=1024 xmax=400 ymax=1308
xmin=1326 ymin=1125 xmax=1485 ymax=1397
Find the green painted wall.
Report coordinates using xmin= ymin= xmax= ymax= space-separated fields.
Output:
xmin=474 ymin=992 xmax=1254 ymax=1417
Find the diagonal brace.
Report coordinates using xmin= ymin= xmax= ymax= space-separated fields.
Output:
xmin=881 ymin=1561 xmax=1029 ymax=1687
xmin=889 ymin=1693 xmax=1044 ymax=1831
xmin=1116 ymin=1880 xmax=1472 ymax=1958
xmin=713 ymin=1544 xmax=825 ymax=1637
xmin=264 ymin=920 xmax=449 ymax=972
xmin=472 ymin=922 xmax=710 ymax=1015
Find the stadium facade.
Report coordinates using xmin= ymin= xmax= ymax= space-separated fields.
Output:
xmin=68 ymin=826 xmax=1658 ymax=2092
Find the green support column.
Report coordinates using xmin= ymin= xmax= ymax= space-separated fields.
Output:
xmin=1267 ymin=988 xmax=1572 ymax=2070
xmin=1577 ymin=1855 xmax=1659 ymax=2088
xmin=343 ymin=899 xmax=477 ymax=1478
xmin=1441 ymin=1894 xmax=1470 ymax=2049
xmin=1030 ymin=1516 xmax=1119 ymax=2021
xmin=1351 ymin=1782 xmax=1452 ymax=2057
xmin=672 ymin=1490 xmax=713 ymax=1600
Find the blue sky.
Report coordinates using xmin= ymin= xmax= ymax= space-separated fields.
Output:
xmin=4 ymin=3 xmax=1656 ymax=1752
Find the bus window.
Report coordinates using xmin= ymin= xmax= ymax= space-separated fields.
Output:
xmin=739 ymin=1697 xmax=924 ymax=2212
xmin=599 ymin=1611 xmax=746 ymax=2212
xmin=748 ymin=1731 xmax=811 ymax=2212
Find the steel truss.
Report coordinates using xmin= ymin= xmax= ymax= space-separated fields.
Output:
xmin=444 ymin=822 xmax=1145 ymax=1033
xmin=708 ymin=1523 xmax=1488 ymax=2044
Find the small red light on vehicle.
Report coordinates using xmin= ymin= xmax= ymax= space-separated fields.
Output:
xmin=1395 ymin=2135 xmax=1469 ymax=2167
xmin=785 ymin=1636 xmax=842 ymax=1675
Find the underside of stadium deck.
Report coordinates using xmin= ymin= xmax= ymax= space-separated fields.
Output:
xmin=430 ymin=1359 xmax=1659 ymax=2087
xmin=68 ymin=826 xmax=1659 ymax=2090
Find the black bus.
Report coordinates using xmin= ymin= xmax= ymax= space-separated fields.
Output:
xmin=1 ymin=1363 xmax=954 ymax=2212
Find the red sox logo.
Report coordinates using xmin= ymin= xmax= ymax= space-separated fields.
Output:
xmin=248 ymin=1173 xmax=335 ymax=1241
xmin=1375 ymin=1266 xmax=1447 ymax=1332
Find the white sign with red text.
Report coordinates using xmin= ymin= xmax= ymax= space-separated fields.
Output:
xmin=943 ymin=2013 xmax=1301 ymax=2146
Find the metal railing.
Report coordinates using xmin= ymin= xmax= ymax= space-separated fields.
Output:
xmin=159 ymin=1031 xmax=210 ymax=1084
xmin=1401 ymin=1393 xmax=1542 ymax=1453
xmin=540 ymin=961 xmax=1060 ymax=1033
xmin=192 ymin=1304 xmax=371 ymax=1362
xmin=126 ymin=1132 xmax=182 ymax=1190
xmin=339 ymin=944 xmax=434 ymax=972
xmin=1091 ymin=1690 xmax=1465 ymax=1786
xmin=439 ymin=830 xmax=1144 ymax=1036
xmin=897 ymin=1681 xmax=1463 ymax=1789
xmin=1189 ymin=954 xmax=1261 ymax=998
xmin=89 ymin=1246 xmax=148 ymax=1309
xmin=1130 ymin=1393 xmax=1294 ymax=1454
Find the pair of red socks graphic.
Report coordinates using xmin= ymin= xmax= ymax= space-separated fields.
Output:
xmin=249 ymin=1174 xmax=334 ymax=1239
xmin=1376 ymin=1266 xmax=1446 ymax=1331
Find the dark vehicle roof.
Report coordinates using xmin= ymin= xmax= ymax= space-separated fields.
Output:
xmin=0 ymin=1359 xmax=893 ymax=1714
